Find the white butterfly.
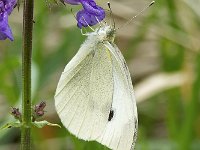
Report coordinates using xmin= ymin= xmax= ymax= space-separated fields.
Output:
xmin=54 ymin=24 xmax=138 ymax=150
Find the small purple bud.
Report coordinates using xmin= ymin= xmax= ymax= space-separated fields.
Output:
xmin=33 ymin=101 xmax=46 ymax=119
xmin=35 ymin=101 xmax=46 ymax=111
xmin=36 ymin=110 xmax=45 ymax=116
xmin=11 ymin=107 xmax=21 ymax=121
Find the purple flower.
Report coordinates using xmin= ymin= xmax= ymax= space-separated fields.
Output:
xmin=64 ymin=0 xmax=105 ymax=28
xmin=76 ymin=8 xmax=105 ymax=28
xmin=0 ymin=0 xmax=16 ymax=41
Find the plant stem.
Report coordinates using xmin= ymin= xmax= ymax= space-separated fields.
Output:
xmin=21 ymin=0 xmax=34 ymax=148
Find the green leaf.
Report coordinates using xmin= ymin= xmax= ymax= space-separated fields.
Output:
xmin=32 ymin=120 xmax=61 ymax=128
xmin=0 ymin=121 xmax=21 ymax=131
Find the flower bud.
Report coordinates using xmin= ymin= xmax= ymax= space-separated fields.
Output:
xmin=33 ymin=101 xmax=46 ymax=121
xmin=11 ymin=107 xmax=21 ymax=121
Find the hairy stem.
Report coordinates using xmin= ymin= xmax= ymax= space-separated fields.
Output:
xmin=21 ymin=0 xmax=34 ymax=148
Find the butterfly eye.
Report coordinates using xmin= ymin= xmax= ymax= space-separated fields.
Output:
xmin=108 ymin=109 xmax=114 ymax=121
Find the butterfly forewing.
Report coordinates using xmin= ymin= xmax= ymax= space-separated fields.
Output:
xmin=55 ymin=42 xmax=114 ymax=140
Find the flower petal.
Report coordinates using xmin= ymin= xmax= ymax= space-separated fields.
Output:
xmin=81 ymin=0 xmax=104 ymax=16
xmin=4 ymin=0 xmax=17 ymax=15
xmin=0 ymin=13 xmax=13 ymax=41
xmin=76 ymin=8 xmax=105 ymax=28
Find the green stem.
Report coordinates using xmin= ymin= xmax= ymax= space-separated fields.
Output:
xmin=21 ymin=0 xmax=34 ymax=148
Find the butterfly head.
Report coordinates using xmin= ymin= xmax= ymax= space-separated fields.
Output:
xmin=95 ymin=25 xmax=116 ymax=43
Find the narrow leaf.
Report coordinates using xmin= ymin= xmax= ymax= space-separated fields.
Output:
xmin=0 ymin=121 xmax=21 ymax=131
xmin=32 ymin=120 xmax=61 ymax=128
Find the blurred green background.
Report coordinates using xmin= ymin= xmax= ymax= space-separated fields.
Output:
xmin=0 ymin=0 xmax=200 ymax=149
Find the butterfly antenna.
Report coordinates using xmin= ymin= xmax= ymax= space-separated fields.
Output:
xmin=95 ymin=16 xmax=102 ymax=27
xmin=118 ymin=1 xmax=155 ymax=30
xmin=107 ymin=2 xmax=115 ymax=28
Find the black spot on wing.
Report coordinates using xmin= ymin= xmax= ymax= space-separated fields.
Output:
xmin=108 ymin=109 xmax=114 ymax=121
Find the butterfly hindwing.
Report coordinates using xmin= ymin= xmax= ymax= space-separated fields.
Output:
xmin=96 ymin=42 xmax=138 ymax=150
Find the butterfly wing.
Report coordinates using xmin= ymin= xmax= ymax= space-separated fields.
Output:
xmin=55 ymin=41 xmax=114 ymax=140
xmin=55 ymin=37 xmax=137 ymax=150
xmin=96 ymin=42 xmax=138 ymax=150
